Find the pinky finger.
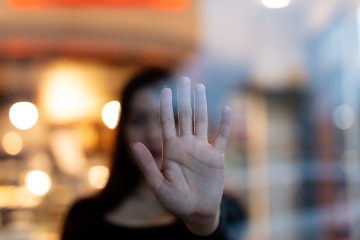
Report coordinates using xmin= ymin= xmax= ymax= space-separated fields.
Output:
xmin=214 ymin=106 xmax=232 ymax=153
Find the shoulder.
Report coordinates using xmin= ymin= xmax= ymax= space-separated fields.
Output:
xmin=66 ymin=197 xmax=98 ymax=218
xmin=61 ymin=197 xmax=101 ymax=240
xmin=219 ymin=194 xmax=248 ymax=240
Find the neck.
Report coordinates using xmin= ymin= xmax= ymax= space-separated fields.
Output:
xmin=132 ymin=180 xmax=159 ymax=202
xmin=105 ymin=180 xmax=176 ymax=227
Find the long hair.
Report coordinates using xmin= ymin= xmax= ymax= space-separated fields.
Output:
xmin=92 ymin=67 xmax=174 ymax=215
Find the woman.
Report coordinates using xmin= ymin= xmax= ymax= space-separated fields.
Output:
xmin=61 ymin=67 xmax=246 ymax=240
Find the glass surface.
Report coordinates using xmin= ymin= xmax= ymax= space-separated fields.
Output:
xmin=0 ymin=1 xmax=359 ymax=239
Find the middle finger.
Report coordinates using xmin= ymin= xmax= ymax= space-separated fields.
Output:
xmin=177 ymin=77 xmax=193 ymax=136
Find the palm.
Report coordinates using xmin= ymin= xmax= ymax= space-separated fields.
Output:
xmin=159 ymin=136 xmax=224 ymax=219
xmin=131 ymin=77 xmax=231 ymax=224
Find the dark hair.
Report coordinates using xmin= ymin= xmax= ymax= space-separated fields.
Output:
xmin=93 ymin=67 xmax=174 ymax=215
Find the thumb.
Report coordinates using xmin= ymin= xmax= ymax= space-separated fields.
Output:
xmin=130 ymin=142 xmax=164 ymax=192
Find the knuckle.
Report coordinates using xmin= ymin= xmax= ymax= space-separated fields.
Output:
xmin=195 ymin=117 xmax=207 ymax=123
xmin=161 ymin=116 xmax=174 ymax=124
xmin=180 ymin=109 xmax=192 ymax=118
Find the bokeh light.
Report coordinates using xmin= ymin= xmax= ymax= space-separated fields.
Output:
xmin=27 ymin=152 xmax=52 ymax=173
xmin=42 ymin=69 xmax=95 ymax=123
xmin=25 ymin=170 xmax=52 ymax=196
xmin=340 ymin=150 xmax=360 ymax=174
xmin=332 ymin=104 xmax=356 ymax=130
xmin=9 ymin=102 xmax=38 ymax=130
xmin=40 ymin=62 xmax=109 ymax=124
xmin=261 ymin=0 xmax=291 ymax=9
xmin=0 ymin=186 xmax=41 ymax=208
xmin=102 ymin=101 xmax=121 ymax=129
xmin=88 ymin=165 xmax=109 ymax=189
xmin=2 ymin=132 xmax=23 ymax=155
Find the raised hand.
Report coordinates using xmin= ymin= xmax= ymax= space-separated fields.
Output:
xmin=130 ymin=77 xmax=231 ymax=236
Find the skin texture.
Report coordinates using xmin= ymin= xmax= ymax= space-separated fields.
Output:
xmin=130 ymin=77 xmax=232 ymax=236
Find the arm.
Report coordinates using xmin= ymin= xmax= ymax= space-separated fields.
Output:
xmin=131 ymin=77 xmax=231 ymax=236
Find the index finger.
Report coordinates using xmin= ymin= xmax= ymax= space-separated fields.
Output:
xmin=160 ymin=88 xmax=177 ymax=142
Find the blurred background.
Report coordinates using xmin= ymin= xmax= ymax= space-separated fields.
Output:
xmin=0 ymin=0 xmax=360 ymax=239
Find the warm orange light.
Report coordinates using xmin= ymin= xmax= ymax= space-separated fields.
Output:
xmin=0 ymin=186 xmax=41 ymax=208
xmin=41 ymin=66 xmax=101 ymax=124
xmin=150 ymin=0 xmax=190 ymax=12
xmin=50 ymin=129 xmax=87 ymax=176
xmin=9 ymin=102 xmax=38 ymax=130
xmin=7 ymin=0 xmax=190 ymax=11
xmin=2 ymin=132 xmax=23 ymax=155
xmin=102 ymin=101 xmax=121 ymax=129
xmin=88 ymin=165 xmax=109 ymax=189
xmin=25 ymin=170 xmax=52 ymax=196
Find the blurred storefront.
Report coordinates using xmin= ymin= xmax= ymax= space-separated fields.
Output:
xmin=0 ymin=0 xmax=359 ymax=240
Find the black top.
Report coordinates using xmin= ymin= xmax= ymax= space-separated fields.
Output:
xmin=61 ymin=195 xmax=246 ymax=240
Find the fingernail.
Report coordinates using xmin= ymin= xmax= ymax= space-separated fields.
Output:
xmin=195 ymin=83 xmax=205 ymax=93
xmin=180 ymin=76 xmax=190 ymax=83
xmin=160 ymin=88 xmax=172 ymax=98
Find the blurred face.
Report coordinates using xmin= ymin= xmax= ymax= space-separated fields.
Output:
xmin=124 ymin=87 xmax=163 ymax=164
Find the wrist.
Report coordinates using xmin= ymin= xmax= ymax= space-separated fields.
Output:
xmin=183 ymin=209 xmax=220 ymax=236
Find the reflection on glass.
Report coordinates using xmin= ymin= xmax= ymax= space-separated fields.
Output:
xmin=260 ymin=0 xmax=290 ymax=9
xmin=340 ymin=149 xmax=360 ymax=174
